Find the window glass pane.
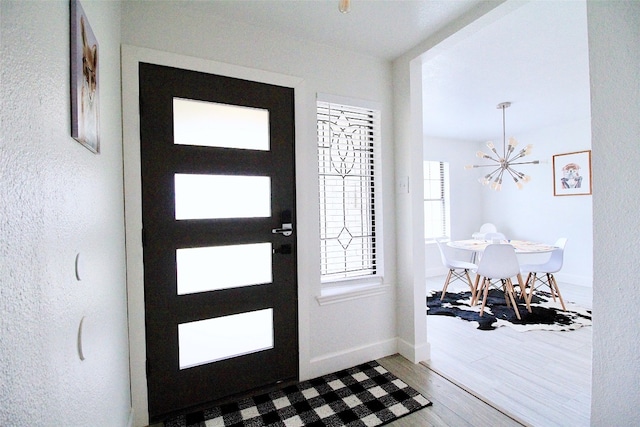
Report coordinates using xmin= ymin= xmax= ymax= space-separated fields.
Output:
xmin=173 ymin=98 xmax=269 ymax=150
xmin=175 ymin=174 xmax=271 ymax=220
xmin=424 ymin=161 xmax=450 ymax=240
xmin=177 ymin=243 xmax=272 ymax=295
xmin=178 ymin=309 xmax=273 ymax=369
xmin=317 ymin=101 xmax=378 ymax=280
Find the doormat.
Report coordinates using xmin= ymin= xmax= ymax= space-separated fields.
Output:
xmin=427 ymin=289 xmax=592 ymax=331
xmin=164 ymin=360 xmax=431 ymax=426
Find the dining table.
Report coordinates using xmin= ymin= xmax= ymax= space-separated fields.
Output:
xmin=447 ymin=239 xmax=559 ymax=255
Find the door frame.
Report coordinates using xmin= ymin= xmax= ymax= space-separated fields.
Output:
xmin=121 ymin=45 xmax=309 ymax=427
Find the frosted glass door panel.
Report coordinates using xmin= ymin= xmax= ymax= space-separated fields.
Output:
xmin=173 ymin=98 xmax=270 ymax=150
xmin=178 ymin=309 xmax=274 ymax=369
xmin=176 ymin=243 xmax=272 ymax=295
xmin=175 ymin=174 xmax=271 ymax=220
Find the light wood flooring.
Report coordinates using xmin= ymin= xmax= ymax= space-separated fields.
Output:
xmin=420 ymin=275 xmax=592 ymax=427
xmin=378 ymin=354 xmax=524 ymax=426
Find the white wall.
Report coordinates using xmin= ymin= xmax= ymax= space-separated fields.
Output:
xmin=481 ymin=118 xmax=593 ymax=286
xmin=0 ymin=1 xmax=131 ymax=426
xmin=423 ymin=136 xmax=485 ymax=275
xmin=423 ymin=120 xmax=595 ymax=287
xmin=587 ymin=1 xmax=640 ymax=424
xmin=120 ymin=2 xmax=398 ymax=425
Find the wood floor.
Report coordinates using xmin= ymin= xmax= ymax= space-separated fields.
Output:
xmin=378 ymin=354 xmax=524 ymax=426
xmin=419 ymin=275 xmax=592 ymax=427
xmin=151 ymin=276 xmax=591 ymax=427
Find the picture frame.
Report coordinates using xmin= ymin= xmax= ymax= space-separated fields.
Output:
xmin=70 ymin=0 xmax=100 ymax=153
xmin=552 ymin=150 xmax=592 ymax=196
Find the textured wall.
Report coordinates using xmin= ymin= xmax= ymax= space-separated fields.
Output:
xmin=587 ymin=1 xmax=640 ymax=424
xmin=0 ymin=1 xmax=130 ymax=426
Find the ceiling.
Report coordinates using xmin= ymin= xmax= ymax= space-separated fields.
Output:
xmin=422 ymin=1 xmax=591 ymax=142
xmin=178 ymin=0 xmax=591 ymax=143
xmin=178 ymin=0 xmax=486 ymax=60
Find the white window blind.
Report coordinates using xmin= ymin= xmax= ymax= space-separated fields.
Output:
xmin=317 ymin=101 xmax=379 ymax=280
xmin=424 ymin=161 xmax=450 ymax=240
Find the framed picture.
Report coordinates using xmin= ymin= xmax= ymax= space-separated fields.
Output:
xmin=552 ymin=150 xmax=592 ymax=196
xmin=70 ymin=0 xmax=100 ymax=153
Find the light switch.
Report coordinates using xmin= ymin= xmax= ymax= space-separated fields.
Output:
xmin=398 ymin=176 xmax=409 ymax=194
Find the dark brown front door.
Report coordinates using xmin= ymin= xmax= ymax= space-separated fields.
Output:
xmin=139 ymin=62 xmax=298 ymax=421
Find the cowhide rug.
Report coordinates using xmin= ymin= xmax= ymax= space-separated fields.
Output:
xmin=427 ymin=289 xmax=592 ymax=331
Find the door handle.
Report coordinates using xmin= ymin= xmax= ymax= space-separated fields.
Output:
xmin=272 ymin=223 xmax=293 ymax=237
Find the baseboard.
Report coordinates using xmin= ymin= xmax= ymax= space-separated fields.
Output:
xmin=305 ymin=338 xmax=397 ymax=380
xmin=425 ymin=267 xmax=447 ymax=278
xmin=126 ymin=407 xmax=134 ymax=427
xmin=555 ymin=272 xmax=592 ymax=287
xmin=397 ymin=337 xmax=430 ymax=363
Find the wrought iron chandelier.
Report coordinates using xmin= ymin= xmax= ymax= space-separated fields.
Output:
xmin=465 ymin=102 xmax=539 ymax=190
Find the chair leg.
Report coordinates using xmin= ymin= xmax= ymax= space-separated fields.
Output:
xmin=464 ymin=268 xmax=474 ymax=293
xmin=548 ymin=274 xmax=567 ymax=311
xmin=517 ymin=274 xmax=531 ymax=313
xmin=479 ymin=278 xmax=490 ymax=317
xmin=440 ymin=269 xmax=454 ymax=300
xmin=471 ymin=274 xmax=481 ymax=305
xmin=525 ymin=272 xmax=536 ymax=306
xmin=504 ymin=279 xmax=521 ymax=320
xmin=514 ymin=273 xmax=526 ymax=299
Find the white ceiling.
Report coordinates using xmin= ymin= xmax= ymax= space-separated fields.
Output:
xmin=178 ymin=0 xmax=591 ymax=143
xmin=422 ymin=0 xmax=591 ymax=142
xmin=178 ymin=0 xmax=485 ymax=60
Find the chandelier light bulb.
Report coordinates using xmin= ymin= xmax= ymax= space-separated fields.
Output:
xmin=516 ymin=181 xmax=524 ymax=190
xmin=524 ymin=144 xmax=533 ymax=155
xmin=464 ymin=165 xmax=473 ymax=170
xmin=508 ymin=137 xmax=518 ymax=148
xmin=476 ymin=151 xmax=487 ymax=158
xmin=486 ymin=141 xmax=495 ymax=149
xmin=522 ymin=174 xmax=531 ymax=183
xmin=339 ymin=0 xmax=351 ymax=14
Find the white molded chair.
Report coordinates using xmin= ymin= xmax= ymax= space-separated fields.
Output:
xmin=483 ymin=232 xmax=507 ymax=242
xmin=520 ymin=238 xmax=568 ymax=311
xmin=435 ymin=238 xmax=478 ymax=301
xmin=472 ymin=223 xmax=498 ymax=240
xmin=471 ymin=244 xmax=529 ymax=319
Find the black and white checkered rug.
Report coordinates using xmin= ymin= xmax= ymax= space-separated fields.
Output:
xmin=164 ymin=360 xmax=431 ymax=427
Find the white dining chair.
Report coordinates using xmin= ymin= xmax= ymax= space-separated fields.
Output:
xmin=483 ymin=232 xmax=507 ymax=242
xmin=472 ymin=223 xmax=498 ymax=240
xmin=435 ymin=238 xmax=478 ymax=301
xmin=471 ymin=244 xmax=529 ymax=320
xmin=520 ymin=238 xmax=568 ymax=311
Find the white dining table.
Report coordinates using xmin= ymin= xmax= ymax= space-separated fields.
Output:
xmin=447 ymin=239 xmax=559 ymax=254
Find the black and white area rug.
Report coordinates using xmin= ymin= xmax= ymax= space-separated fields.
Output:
xmin=164 ymin=361 xmax=431 ymax=427
xmin=427 ymin=289 xmax=592 ymax=331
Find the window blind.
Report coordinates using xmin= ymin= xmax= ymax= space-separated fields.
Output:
xmin=317 ymin=101 xmax=379 ymax=280
xmin=424 ymin=161 xmax=449 ymax=239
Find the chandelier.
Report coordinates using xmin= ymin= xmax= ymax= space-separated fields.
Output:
xmin=465 ymin=102 xmax=539 ymax=190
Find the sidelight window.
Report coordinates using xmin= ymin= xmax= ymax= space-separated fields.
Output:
xmin=317 ymin=100 xmax=379 ymax=281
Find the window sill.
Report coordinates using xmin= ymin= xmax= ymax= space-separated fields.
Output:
xmin=316 ymin=278 xmax=389 ymax=306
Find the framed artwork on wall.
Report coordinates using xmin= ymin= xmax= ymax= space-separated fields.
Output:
xmin=552 ymin=150 xmax=592 ymax=196
xmin=70 ymin=0 xmax=100 ymax=153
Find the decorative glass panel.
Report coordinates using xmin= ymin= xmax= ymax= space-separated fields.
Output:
xmin=176 ymin=243 xmax=272 ymax=295
xmin=173 ymin=98 xmax=270 ymax=150
xmin=174 ymin=174 xmax=271 ymax=220
xmin=178 ymin=309 xmax=274 ymax=369
xmin=317 ymin=101 xmax=378 ymax=280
